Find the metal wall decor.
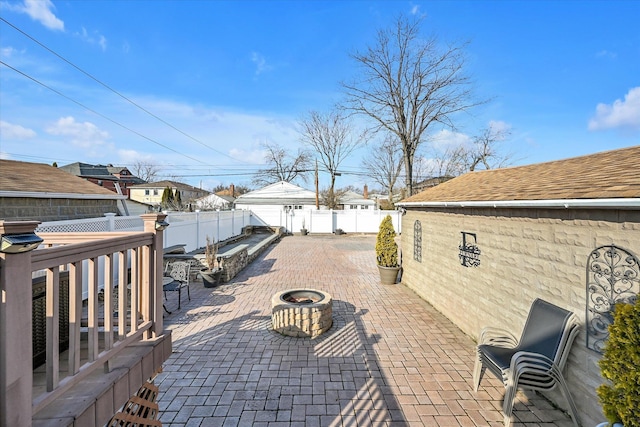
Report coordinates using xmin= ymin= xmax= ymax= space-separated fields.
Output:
xmin=414 ymin=220 xmax=422 ymax=262
xmin=586 ymin=244 xmax=639 ymax=353
xmin=459 ymin=232 xmax=481 ymax=267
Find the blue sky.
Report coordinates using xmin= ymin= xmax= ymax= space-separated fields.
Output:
xmin=1 ymin=0 xmax=639 ymax=191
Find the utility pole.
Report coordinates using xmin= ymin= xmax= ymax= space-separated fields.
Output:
xmin=315 ymin=159 xmax=319 ymax=210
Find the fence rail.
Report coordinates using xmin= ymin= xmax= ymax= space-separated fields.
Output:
xmin=0 ymin=215 xmax=169 ymax=426
xmin=36 ymin=209 xmax=402 ymax=253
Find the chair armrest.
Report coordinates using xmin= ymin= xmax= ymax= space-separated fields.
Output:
xmin=478 ymin=326 xmax=518 ymax=347
xmin=510 ymin=351 xmax=558 ymax=377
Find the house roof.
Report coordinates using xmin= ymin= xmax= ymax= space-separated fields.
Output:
xmin=130 ymin=180 xmax=208 ymax=193
xmin=235 ymin=181 xmax=317 ymax=205
xmin=195 ymin=193 xmax=231 ymax=208
xmin=399 ymin=146 xmax=640 ymax=208
xmin=0 ymin=159 xmax=122 ymax=199
xmin=59 ymin=162 xmax=145 ymax=183
xmin=340 ymin=191 xmax=376 ymax=205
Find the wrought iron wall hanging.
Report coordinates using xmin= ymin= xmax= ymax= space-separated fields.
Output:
xmin=586 ymin=244 xmax=639 ymax=353
xmin=414 ymin=220 xmax=422 ymax=262
xmin=459 ymin=232 xmax=481 ymax=267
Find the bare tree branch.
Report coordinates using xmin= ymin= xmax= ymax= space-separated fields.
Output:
xmin=341 ymin=14 xmax=482 ymax=195
xmin=131 ymin=160 xmax=160 ymax=182
xmin=361 ymin=134 xmax=404 ymax=201
xmin=252 ymin=142 xmax=312 ymax=187
xmin=298 ymin=110 xmax=368 ymax=208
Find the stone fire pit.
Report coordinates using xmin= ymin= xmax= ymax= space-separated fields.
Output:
xmin=271 ymin=289 xmax=333 ymax=338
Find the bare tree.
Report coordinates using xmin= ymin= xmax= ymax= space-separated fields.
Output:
xmin=342 ymin=14 xmax=481 ymax=195
xmin=361 ymin=135 xmax=403 ymax=201
xmin=425 ymin=124 xmax=513 ymax=177
xmin=465 ymin=125 xmax=513 ymax=171
xmin=252 ymin=142 xmax=312 ymax=187
xmin=319 ymin=187 xmax=347 ymax=210
xmin=298 ymin=110 xmax=368 ymax=208
xmin=131 ymin=160 xmax=160 ymax=182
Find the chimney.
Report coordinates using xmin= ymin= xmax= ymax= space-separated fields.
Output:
xmin=230 ymin=183 xmax=235 ymax=197
xmin=363 ymin=184 xmax=368 ymax=199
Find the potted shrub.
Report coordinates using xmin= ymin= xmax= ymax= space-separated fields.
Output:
xmin=375 ymin=214 xmax=400 ymax=285
xmin=596 ymin=301 xmax=640 ymax=427
xmin=200 ymin=236 xmax=222 ymax=288
xmin=300 ymin=218 xmax=308 ymax=235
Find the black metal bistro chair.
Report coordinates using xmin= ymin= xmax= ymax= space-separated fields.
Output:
xmin=472 ymin=298 xmax=581 ymax=427
xmin=163 ymin=261 xmax=191 ymax=310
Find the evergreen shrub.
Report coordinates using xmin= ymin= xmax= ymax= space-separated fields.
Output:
xmin=597 ymin=301 xmax=640 ymax=427
xmin=376 ymin=215 xmax=398 ymax=267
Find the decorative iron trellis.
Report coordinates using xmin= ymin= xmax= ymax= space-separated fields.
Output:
xmin=459 ymin=232 xmax=481 ymax=267
xmin=586 ymin=244 xmax=639 ymax=353
xmin=414 ymin=220 xmax=422 ymax=262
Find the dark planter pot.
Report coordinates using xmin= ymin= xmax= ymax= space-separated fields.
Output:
xmin=201 ymin=268 xmax=222 ymax=288
xmin=300 ymin=229 xmax=308 ymax=235
xmin=377 ymin=265 xmax=400 ymax=285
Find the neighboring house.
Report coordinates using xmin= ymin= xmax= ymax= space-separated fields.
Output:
xmin=195 ymin=193 xmax=233 ymax=210
xmin=59 ymin=162 xmax=145 ymax=197
xmin=0 ymin=159 xmax=124 ymax=221
xmin=339 ymin=190 xmax=376 ymax=210
xmin=234 ymin=181 xmax=319 ymax=212
xmin=122 ymin=198 xmax=154 ymax=216
xmin=235 ymin=181 xmax=319 ymax=230
xmin=129 ymin=180 xmax=209 ymax=208
xmin=396 ymin=145 xmax=640 ymax=426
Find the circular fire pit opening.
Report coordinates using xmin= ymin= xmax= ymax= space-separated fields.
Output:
xmin=272 ymin=289 xmax=332 ymax=338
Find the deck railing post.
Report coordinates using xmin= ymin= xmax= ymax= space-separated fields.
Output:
xmin=0 ymin=220 xmax=41 ymax=427
xmin=141 ymin=213 xmax=167 ymax=337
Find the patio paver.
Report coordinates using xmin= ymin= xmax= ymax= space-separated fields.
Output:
xmin=156 ymin=235 xmax=576 ymax=426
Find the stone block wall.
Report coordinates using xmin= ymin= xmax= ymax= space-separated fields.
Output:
xmin=0 ymin=197 xmax=119 ymax=221
xmin=400 ymin=207 xmax=640 ymax=426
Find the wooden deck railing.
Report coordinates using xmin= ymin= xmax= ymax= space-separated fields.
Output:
xmin=0 ymin=214 xmax=169 ymax=427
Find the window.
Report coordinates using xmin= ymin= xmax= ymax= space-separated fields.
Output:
xmin=153 ymin=189 xmax=159 ymax=196
xmin=144 ymin=190 xmax=150 ymax=196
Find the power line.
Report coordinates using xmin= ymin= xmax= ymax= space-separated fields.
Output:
xmin=1 ymin=60 xmax=208 ymax=165
xmin=0 ymin=17 xmax=242 ymax=162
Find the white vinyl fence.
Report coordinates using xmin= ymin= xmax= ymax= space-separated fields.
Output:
xmin=248 ymin=207 xmax=403 ymax=235
xmin=34 ymin=208 xmax=400 ymax=298
xmin=37 ymin=210 xmax=252 ymax=253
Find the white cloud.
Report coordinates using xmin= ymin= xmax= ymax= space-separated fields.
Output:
xmin=75 ymin=27 xmax=108 ymax=51
xmin=487 ymin=120 xmax=511 ymax=136
xmin=0 ymin=46 xmax=22 ymax=59
xmin=588 ymin=87 xmax=640 ymax=133
xmin=46 ymin=116 xmax=110 ymax=148
xmin=410 ymin=5 xmax=421 ymax=15
xmin=429 ymin=129 xmax=471 ymax=151
xmin=596 ymin=50 xmax=617 ymax=60
xmin=0 ymin=120 xmax=37 ymax=139
xmin=3 ymin=0 xmax=65 ymax=31
xmin=251 ymin=52 xmax=272 ymax=75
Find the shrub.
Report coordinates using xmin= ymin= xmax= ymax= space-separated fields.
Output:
xmin=597 ymin=301 xmax=640 ymax=427
xmin=376 ymin=215 xmax=398 ymax=267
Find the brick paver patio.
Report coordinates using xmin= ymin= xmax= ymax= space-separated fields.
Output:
xmin=156 ymin=235 xmax=575 ymax=426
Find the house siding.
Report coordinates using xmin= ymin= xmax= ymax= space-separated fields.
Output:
xmin=400 ymin=207 xmax=640 ymax=426
xmin=0 ymin=197 xmax=119 ymax=221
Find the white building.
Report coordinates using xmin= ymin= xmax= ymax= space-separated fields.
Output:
xmin=339 ymin=190 xmax=377 ymax=210
xmin=195 ymin=193 xmax=233 ymax=210
xmin=235 ymin=181 xmax=318 ymax=211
